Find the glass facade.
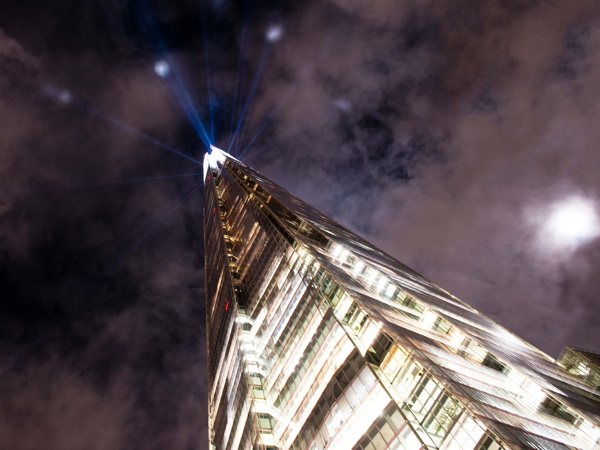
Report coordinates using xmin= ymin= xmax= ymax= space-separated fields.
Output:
xmin=204 ymin=147 xmax=600 ymax=449
xmin=558 ymin=347 xmax=600 ymax=394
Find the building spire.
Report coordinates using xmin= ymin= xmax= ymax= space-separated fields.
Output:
xmin=203 ymin=145 xmax=231 ymax=182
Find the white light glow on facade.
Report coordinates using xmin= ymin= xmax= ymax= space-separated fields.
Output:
xmin=421 ymin=310 xmax=438 ymax=330
xmin=352 ymin=260 xmax=365 ymax=276
xmin=357 ymin=320 xmax=381 ymax=355
xmin=331 ymin=243 xmax=344 ymax=260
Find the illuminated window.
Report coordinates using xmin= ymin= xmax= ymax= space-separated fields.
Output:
xmin=257 ymin=413 xmax=275 ymax=433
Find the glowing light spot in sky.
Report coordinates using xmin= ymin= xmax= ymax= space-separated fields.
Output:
xmin=154 ymin=60 xmax=170 ymax=78
xmin=59 ymin=90 xmax=72 ymax=103
xmin=541 ymin=196 xmax=600 ymax=250
xmin=266 ymin=24 xmax=283 ymax=42
xmin=41 ymin=84 xmax=72 ymax=104
xmin=332 ymin=98 xmax=352 ymax=112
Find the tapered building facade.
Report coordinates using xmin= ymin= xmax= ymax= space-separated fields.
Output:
xmin=558 ymin=347 xmax=600 ymax=394
xmin=204 ymin=146 xmax=600 ymax=449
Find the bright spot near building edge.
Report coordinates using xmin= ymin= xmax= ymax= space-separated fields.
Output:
xmin=154 ymin=60 xmax=170 ymax=78
xmin=540 ymin=196 xmax=600 ymax=251
xmin=266 ymin=24 xmax=283 ymax=42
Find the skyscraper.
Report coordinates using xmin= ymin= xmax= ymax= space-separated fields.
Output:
xmin=558 ymin=347 xmax=600 ymax=394
xmin=203 ymin=146 xmax=600 ymax=449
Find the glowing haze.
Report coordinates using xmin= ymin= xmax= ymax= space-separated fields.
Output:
xmin=153 ymin=60 xmax=170 ymax=78
xmin=541 ymin=196 xmax=600 ymax=251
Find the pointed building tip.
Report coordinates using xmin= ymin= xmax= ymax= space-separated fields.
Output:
xmin=206 ymin=145 xmax=227 ymax=166
xmin=204 ymin=145 xmax=239 ymax=182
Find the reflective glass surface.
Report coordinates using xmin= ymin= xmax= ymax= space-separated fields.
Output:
xmin=205 ymin=153 xmax=600 ymax=449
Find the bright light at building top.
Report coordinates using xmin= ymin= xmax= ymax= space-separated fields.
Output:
xmin=204 ymin=145 xmax=243 ymax=182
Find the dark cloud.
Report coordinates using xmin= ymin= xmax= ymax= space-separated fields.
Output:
xmin=1 ymin=0 xmax=600 ymax=448
xmin=249 ymin=0 xmax=600 ymax=357
xmin=0 ymin=1 xmax=207 ymax=448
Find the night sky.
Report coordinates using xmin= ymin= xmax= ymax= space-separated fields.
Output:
xmin=2 ymin=0 xmax=600 ymax=448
